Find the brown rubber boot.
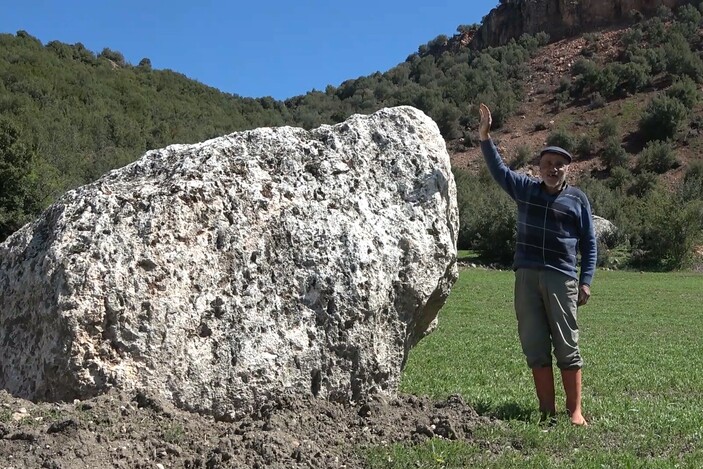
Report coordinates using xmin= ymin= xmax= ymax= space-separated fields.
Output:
xmin=532 ymin=366 xmax=556 ymax=422
xmin=561 ymin=368 xmax=588 ymax=426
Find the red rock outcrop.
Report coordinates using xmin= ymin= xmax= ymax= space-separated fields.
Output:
xmin=472 ymin=0 xmax=694 ymax=49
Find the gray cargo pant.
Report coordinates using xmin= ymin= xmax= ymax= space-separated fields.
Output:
xmin=514 ymin=268 xmax=583 ymax=369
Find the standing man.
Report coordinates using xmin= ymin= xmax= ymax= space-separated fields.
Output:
xmin=478 ymin=103 xmax=596 ymax=426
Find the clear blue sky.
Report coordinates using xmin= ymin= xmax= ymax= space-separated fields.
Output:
xmin=1 ymin=0 xmax=499 ymax=100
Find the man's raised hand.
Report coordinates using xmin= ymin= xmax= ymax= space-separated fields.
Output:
xmin=478 ymin=103 xmax=492 ymax=141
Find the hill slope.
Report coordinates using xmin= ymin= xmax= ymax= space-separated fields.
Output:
xmin=453 ymin=26 xmax=703 ymax=185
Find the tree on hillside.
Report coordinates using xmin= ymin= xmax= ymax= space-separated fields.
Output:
xmin=137 ymin=58 xmax=152 ymax=71
xmin=98 ymin=48 xmax=127 ymax=67
xmin=0 ymin=118 xmax=41 ymax=241
xmin=639 ymin=95 xmax=689 ymax=142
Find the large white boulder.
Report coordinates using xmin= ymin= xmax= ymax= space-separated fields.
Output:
xmin=593 ymin=214 xmax=617 ymax=244
xmin=0 ymin=106 xmax=458 ymax=418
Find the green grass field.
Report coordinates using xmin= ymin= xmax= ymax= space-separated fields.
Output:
xmin=366 ymin=268 xmax=703 ymax=468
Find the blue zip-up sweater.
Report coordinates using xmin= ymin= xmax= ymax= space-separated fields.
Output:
xmin=481 ymin=140 xmax=597 ymax=286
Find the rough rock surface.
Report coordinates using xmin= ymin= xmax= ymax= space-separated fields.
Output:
xmin=472 ymin=0 xmax=693 ymax=49
xmin=0 ymin=106 xmax=458 ymax=418
xmin=593 ymin=215 xmax=617 ymax=243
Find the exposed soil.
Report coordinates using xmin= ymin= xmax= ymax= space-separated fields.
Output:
xmin=0 ymin=389 xmax=497 ymax=469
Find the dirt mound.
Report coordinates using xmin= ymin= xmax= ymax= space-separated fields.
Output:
xmin=0 ymin=389 xmax=495 ymax=468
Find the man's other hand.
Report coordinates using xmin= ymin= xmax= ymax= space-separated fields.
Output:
xmin=577 ymin=284 xmax=591 ymax=306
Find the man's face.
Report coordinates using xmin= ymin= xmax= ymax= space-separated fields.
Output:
xmin=539 ymin=152 xmax=570 ymax=191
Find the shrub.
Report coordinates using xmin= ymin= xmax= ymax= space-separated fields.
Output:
xmin=583 ymin=32 xmax=602 ymax=44
xmin=454 ymin=168 xmax=481 ymax=249
xmin=624 ymin=47 xmax=653 ymax=70
xmin=518 ymin=33 xmax=549 ymax=54
xmin=0 ymin=118 xmax=42 ymax=241
xmin=576 ymin=175 xmax=629 ymax=230
xmin=588 ymin=92 xmax=606 ymax=110
xmin=595 ymin=66 xmax=620 ymax=98
xmin=456 ymin=24 xmax=477 ymax=34
xmin=679 ymin=161 xmax=703 ymax=202
xmin=663 ymin=32 xmax=703 ymax=82
xmin=98 ymin=48 xmax=126 ymax=67
xmin=546 ymin=128 xmax=576 ymax=153
xmin=674 ymin=4 xmax=702 ymax=40
xmin=473 ymin=190 xmax=517 ymax=265
xmin=576 ymin=134 xmax=594 ymax=158
xmin=553 ymin=89 xmax=571 ymax=110
xmin=570 ymin=58 xmax=599 ymax=97
xmin=627 ymin=171 xmax=659 ymax=197
xmin=629 ymin=9 xmax=644 ymax=23
xmin=656 ymin=5 xmax=673 ymax=20
xmin=434 ymin=104 xmax=462 ymax=139
xmin=621 ymin=28 xmax=644 ymax=49
xmin=137 ymin=58 xmax=152 ymax=71
xmin=601 ymin=138 xmax=629 ymax=169
xmin=461 ymin=130 xmax=479 ymax=149
xmin=534 ymin=32 xmax=550 ymax=46
xmin=510 ymin=144 xmax=533 ymax=170
xmin=571 ymin=58 xmax=598 ymax=77
xmin=637 ymin=140 xmax=678 ymax=174
xmin=599 ymin=116 xmax=619 ymax=142
xmin=454 ymin=168 xmax=516 ymax=264
xmin=426 ymin=34 xmax=449 ymax=52
xmin=642 ymin=47 xmax=668 ymax=75
xmin=534 ymin=122 xmax=548 ymax=131
xmin=630 ymin=193 xmax=703 ymax=269
xmin=639 ymin=95 xmax=689 ymax=142
xmin=614 ymin=62 xmax=651 ymax=94
xmin=665 ymin=77 xmax=700 ymax=108
xmin=608 ymin=166 xmax=632 ymax=191
xmin=581 ymin=33 xmax=601 ymax=57
xmin=46 ymin=40 xmax=73 ymax=60
xmin=642 ymin=17 xmax=667 ymax=45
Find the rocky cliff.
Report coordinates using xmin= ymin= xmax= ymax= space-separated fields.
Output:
xmin=472 ymin=0 xmax=694 ymax=49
